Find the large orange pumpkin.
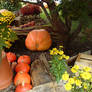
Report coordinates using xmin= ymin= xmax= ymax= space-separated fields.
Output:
xmin=25 ymin=29 xmax=52 ymax=51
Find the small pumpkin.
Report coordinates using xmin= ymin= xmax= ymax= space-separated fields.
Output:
xmin=25 ymin=29 xmax=52 ymax=51
xmin=6 ymin=52 xmax=16 ymax=62
xmin=14 ymin=72 xmax=31 ymax=86
xmin=15 ymin=63 xmax=30 ymax=73
xmin=15 ymin=83 xmax=32 ymax=92
xmin=17 ymin=55 xmax=31 ymax=64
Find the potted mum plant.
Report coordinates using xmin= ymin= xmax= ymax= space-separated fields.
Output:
xmin=0 ymin=9 xmax=17 ymax=89
xmin=62 ymin=65 xmax=92 ymax=92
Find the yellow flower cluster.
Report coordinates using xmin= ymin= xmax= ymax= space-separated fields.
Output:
xmin=62 ymin=65 xmax=92 ymax=91
xmin=5 ymin=41 xmax=12 ymax=48
xmin=0 ymin=10 xmax=15 ymax=24
xmin=62 ymin=71 xmax=69 ymax=81
xmin=71 ymin=65 xmax=79 ymax=73
xmin=50 ymin=46 xmax=70 ymax=60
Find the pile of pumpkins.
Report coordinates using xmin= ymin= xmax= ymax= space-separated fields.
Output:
xmin=6 ymin=52 xmax=32 ymax=92
xmin=6 ymin=29 xmax=52 ymax=92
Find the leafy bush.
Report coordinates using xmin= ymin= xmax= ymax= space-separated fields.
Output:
xmin=0 ymin=0 xmax=22 ymax=11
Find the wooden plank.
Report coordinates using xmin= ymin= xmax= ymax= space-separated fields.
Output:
xmin=77 ymin=53 xmax=92 ymax=60
xmin=39 ymin=53 xmax=55 ymax=80
xmin=75 ymin=53 xmax=92 ymax=70
xmin=27 ymin=81 xmax=67 ymax=92
xmin=75 ymin=61 xmax=92 ymax=69
xmin=31 ymin=58 xmax=52 ymax=87
xmin=12 ymin=25 xmax=51 ymax=31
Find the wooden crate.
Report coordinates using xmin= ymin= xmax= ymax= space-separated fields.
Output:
xmin=75 ymin=53 xmax=92 ymax=69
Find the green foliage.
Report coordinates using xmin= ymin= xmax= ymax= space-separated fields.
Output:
xmin=49 ymin=46 xmax=69 ymax=83
xmin=0 ymin=10 xmax=18 ymax=60
xmin=0 ymin=0 xmax=22 ymax=11
xmin=57 ymin=0 xmax=92 ymax=28
xmin=50 ymin=55 xmax=67 ymax=83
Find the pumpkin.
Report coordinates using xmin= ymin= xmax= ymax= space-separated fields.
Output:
xmin=17 ymin=55 xmax=31 ymax=64
xmin=15 ymin=63 xmax=30 ymax=73
xmin=15 ymin=83 xmax=32 ymax=92
xmin=25 ymin=29 xmax=52 ymax=51
xmin=14 ymin=72 xmax=31 ymax=86
xmin=6 ymin=52 xmax=16 ymax=62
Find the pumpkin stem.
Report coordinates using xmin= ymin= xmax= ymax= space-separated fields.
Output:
xmin=22 ymin=81 xmax=25 ymax=87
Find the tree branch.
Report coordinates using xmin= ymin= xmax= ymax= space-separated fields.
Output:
xmin=69 ymin=22 xmax=82 ymax=42
xmin=65 ymin=16 xmax=72 ymax=31
xmin=39 ymin=1 xmax=52 ymax=23
xmin=46 ymin=0 xmax=68 ymax=34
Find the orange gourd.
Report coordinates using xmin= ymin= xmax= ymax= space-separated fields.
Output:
xmin=15 ymin=63 xmax=30 ymax=73
xmin=14 ymin=72 xmax=31 ymax=86
xmin=25 ymin=29 xmax=52 ymax=51
xmin=15 ymin=83 xmax=32 ymax=92
xmin=6 ymin=52 xmax=16 ymax=62
xmin=17 ymin=55 xmax=31 ymax=64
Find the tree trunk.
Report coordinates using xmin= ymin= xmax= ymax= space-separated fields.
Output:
xmin=46 ymin=1 xmax=69 ymax=45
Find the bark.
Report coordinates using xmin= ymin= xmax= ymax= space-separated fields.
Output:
xmin=65 ymin=16 xmax=72 ymax=31
xmin=69 ymin=23 xmax=82 ymax=42
xmin=45 ymin=1 xmax=69 ymax=45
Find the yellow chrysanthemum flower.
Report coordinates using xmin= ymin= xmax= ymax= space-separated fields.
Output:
xmin=65 ymin=83 xmax=72 ymax=91
xmin=62 ymin=71 xmax=69 ymax=81
xmin=50 ymin=50 xmax=54 ymax=55
xmin=59 ymin=50 xmax=64 ymax=55
xmin=75 ymin=79 xmax=82 ymax=87
xmin=65 ymin=56 xmax=70 ymax=60
xmin=68 ymin=78 xmax=75 ymax=84
xmin=71 ymin=65 xmax=79 ymax=73
xmin=52 ymin=48 xmax=57 ymax=51
xmin=83 ymin=83 xmax=87 ymax=89
xmin=0 ymin=10 xmax=15 ymax=24
xmin=62 ymin=54 xmax=66 ymax=58
xmin=5 ymin=41 xmax=12 ymax=48
xmin=59 ymin=45 xmax=63 ymax=48
xmin=80 ymin=72 xmax=91 ymax=80
xmin=73 ymin=65 xmax=79 ymax=70
xmin=83 ymin=67 xmax=91 ymax=72
xmin=58 ymin=56 xmax=63 ymax=60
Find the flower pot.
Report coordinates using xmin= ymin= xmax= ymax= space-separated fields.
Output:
xmin=0 ymin=51 xmax=13 ymax=90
